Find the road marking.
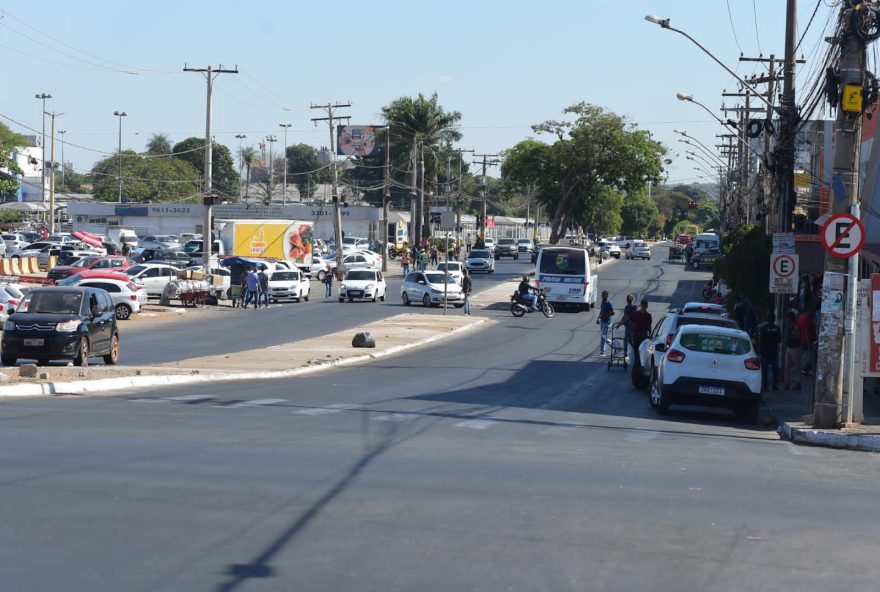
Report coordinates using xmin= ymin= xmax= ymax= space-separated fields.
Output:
xmin=373 ymin=413 xmax=416 ymax=422
xmin=295 ymin=403 xmax=363 ymax=416
xmin=165 ymin=395 xmax=216 ymax=404
xmin=222 ymin=398 xmax=288 ymax=409
xmin=454 ymin=418 xmax=495 ymax=430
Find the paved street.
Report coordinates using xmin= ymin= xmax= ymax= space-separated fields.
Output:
xmin=2 ymin=247 xmax=879 ymax=591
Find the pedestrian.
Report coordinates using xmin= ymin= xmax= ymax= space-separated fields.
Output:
xmin=782 ymin=310 xmax=802 ymax=390
xmin=418 ymin=249 xmax=429 ymax=271
xmin=244 ymin=267 xmax=260 ymax=310
xmin=239 ymin=269 xmax=249 ymax=308
xmin=734 ymin=296 xmax=758 ymax=336
xmin=596 ymin=290 xmax=614 ymax=355
xmin=628 ymin=299 xmax=653 ymax=366
xmin=323 ymin=265 xmax=333 ymax=298
xmin=462 ymin=269 xmax=473 ymax=315
xmin=430 ymin=245 xmax=439 ymax=267
xmin=258 ymin=266 xmax=270 ymax=308
xmin=401 ymin=251 xmax=411 ymax=276
xmin=615 ymin=294 xmax=637 ymax=359
xmin=465 ymin=233 xmax=472 ymax=254
xmin=798 ymin=306 xmax=817 ymax=376
xmin=230 ymin=282 xmax=241 ymax=308
xmin=757 ymin=312 xmax=781 ymax=391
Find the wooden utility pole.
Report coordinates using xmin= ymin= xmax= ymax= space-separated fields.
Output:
xmin=473 ymin=153 xmax=499 ymax=240
xmin=311 ymin=102 xmax=351 ymax=279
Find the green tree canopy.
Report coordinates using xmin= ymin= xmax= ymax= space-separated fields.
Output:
xmin=172 ymin=137 xmax=239 ymax=198
xmin=620 ymin=191 xmax=659 ymax=237
xmin=285 ymin=143 xmax=330 ymax=199
xmin=90 ymin=151 xmax=200 ymax=202
xmin=145 ymin=133 xmax=172 ymax=155
xmin=502 ymin=103 xmax=666 ymax=243
xmin=0 ymin=123 xmax=27 ymax=197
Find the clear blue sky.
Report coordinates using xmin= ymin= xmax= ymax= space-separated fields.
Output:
xmin=1 ymin=0 xmax=836 ymax=187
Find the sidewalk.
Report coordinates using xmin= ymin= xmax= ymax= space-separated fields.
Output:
xmin=763 ymin=374 xmax=880 ymax=452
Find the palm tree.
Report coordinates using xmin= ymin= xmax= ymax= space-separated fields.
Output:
xmin=145 ymin=133 xmax=172 ymax=155
xmin=240 ymin=146 xmax=257 ymax=201
xmin=381 ymin=93 xmax=462 ymax=241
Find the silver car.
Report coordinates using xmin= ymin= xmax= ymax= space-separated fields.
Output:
xmin=401 ymin=271 xmax=464 ymax=307
xmin=464 ymin=249 xmax=495 ymax=273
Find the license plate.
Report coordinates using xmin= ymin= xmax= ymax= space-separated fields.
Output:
xmin=349 ymin=291 xmax=363 ymax=298
xmin=698 ymin=385 xmax=725 ymax=396
xmin=23 ymin=338 xmax=44 ymax=347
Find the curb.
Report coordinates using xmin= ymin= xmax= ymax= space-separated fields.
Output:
xmin=0 ymin=317 xmax=489 ymax=398
xmin=779 ymin=421 xmax=880 ymax=452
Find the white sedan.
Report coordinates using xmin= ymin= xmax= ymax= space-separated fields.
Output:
xmin=649 ymin=325 xmax=762 ymax=422
xmin=267 ymin=269 xmax=310 ymax=302
xmin=72 ymin=277 xmax=144 ymax=320
xmin=464 ymin=249 xmax=495 ymax=273
xmin=401 ymin=271 xmax=464 ymax=307
xmin=339 ymin=269 xmax=387 ymax=302
xmin=436 ymin=261 xmax=465 ymax=284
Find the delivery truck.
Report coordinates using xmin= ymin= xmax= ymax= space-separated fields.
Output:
xmin=216 ymin=219 xmax=314 ymax=273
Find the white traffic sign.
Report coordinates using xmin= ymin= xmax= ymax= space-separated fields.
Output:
xmin=770 ymin=253 xmax=798 ymax=294
xmin=772 ymin=232 xmax=795 ymax=254
xmin=822 ymin=213 xmax=865 ymax=259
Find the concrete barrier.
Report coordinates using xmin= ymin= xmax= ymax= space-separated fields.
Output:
xmin=19 ymin=258 xmax=32 ymax=274
xmin=9 ymin=258 xmax=21 ymax=275
xmin=46 ymin=255 xmax=57 ymax=270
xmin=0 ymin=259 xmax=11 ymax=275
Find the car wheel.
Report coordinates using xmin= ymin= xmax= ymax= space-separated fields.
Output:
xmin=73 ymin=337 xmax=90 ymax=367
xmin=1 ymin=354 xmax=16 ymax=366
xmin=422 ymin=294 xmax=431 ymax=307
xmin=304 ymin=290 xmax=309 ymax=302
xmin=372 ymin=294 xmax=378 ymax=302
xmin=349 ymin=298 xmax=354 ymax=303
xmin=317 ymin=270 xmax=326 ymax=282
xmin=338 ymin=297 xmax=344 ymax=302
xmin=514 ymin=255 xmax=519 ymax=260
xmin=649 ymin=368 xmax=662 ymax=409
xmin=103 ymin=333 xmax=119 ymax=365
xmin=402 ymin=292 xmax=411 ymax=306
xmin=114 ymin=303 xmax=132 ymax=320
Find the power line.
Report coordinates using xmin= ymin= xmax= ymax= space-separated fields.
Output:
xmin=725 ymin=0 xmax=744 ymax=53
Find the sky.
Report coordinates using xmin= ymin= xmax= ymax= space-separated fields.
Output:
xmin=0 ymin=0 xmax=839 ymax=188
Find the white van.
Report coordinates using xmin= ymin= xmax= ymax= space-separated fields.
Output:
xmin=534 ymin=246 xmax=598 ymax=312
xmin=693 ymin=232 xmax=720 ymax=255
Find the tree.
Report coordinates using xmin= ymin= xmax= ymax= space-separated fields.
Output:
xmin=90 ymin=151 xmax=200 ymax=202
xmin=145 ymin=133 xmax=172 ymax=155
xmin=714 ymin=225 xmax=772 ymax=313
xmin=172 ymin=137 xmax=240 ymax=198
xmin=502 ymin=103 xmax=666 ymax=243
xmin=240 ymin=146 xmax=257 ymax=200
xmin=285 ymin=143 xmax=330 ymax=199
xmin=0 ymin=123 xmax=27 ymax=197
xmin=620 ymin=191 xmax=659 ymax=237
xmin=381 ymin=93 xmax=463 ymax=237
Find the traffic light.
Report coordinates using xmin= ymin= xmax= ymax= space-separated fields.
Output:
xmin=687 ymin=200 xmax=697 ymax=208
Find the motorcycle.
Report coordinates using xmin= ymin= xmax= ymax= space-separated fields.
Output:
xmin=510 ymin=289 xmax=554 ymax=318
xmin=386 ymin=244 xmax=400 ymax=260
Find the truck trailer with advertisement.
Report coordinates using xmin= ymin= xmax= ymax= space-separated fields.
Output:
xmin=216 ymin=219 xmax=314 ymax=273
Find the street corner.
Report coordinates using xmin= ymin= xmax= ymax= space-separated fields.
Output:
xmin=779 ymin=421 xmax=880 ymax=452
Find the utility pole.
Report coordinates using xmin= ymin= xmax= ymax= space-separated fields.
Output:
xmin=265 ymin=135 xmax=277 ymax=203
xmin=235 ymin=133 xmax=246 ymax=201
xmin=35 ymin=93 xmax=51 ymax=203
xmin=58 ymin=130 xmax=66 ymax=189
xmin=311 ymin=101 xmax=351 ymax=279
xmin=279 ymin=123 xmax=292 ymax=205
xmin=113 ymin=110 xmax=127 ymax=203
xmin=183 ymin=63 xmax=239 ymax=270
xmin=778 ymin=0 xmax=799 ymax=232
xmin=381 ymin=125 xmax=391 ymax=272
xmin=813 ymin=3 xmax=877 ymax=428
xmin=473 ymin=153 xmax=500 ymax=240
xmin=48 ymin=112 xmax=62 ymax=234
xmin=453 ymin=148 xmax=474 ymax=254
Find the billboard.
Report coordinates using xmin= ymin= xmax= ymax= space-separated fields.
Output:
xmin=337 ymin=125 xmax=381 ymax=157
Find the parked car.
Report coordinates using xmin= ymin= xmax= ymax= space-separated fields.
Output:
xmin=267 ymin=269 xmax=311 ymax=302
xmin=48 ymin=256 xmax=132 ymax=282
xmin=0 ymin=239 xmax=7 ymax=257
xmin=680 ymin=302 xmax=727 ymax=316
xmin=339 ymin=269 xmax=386 ymax=302
xmin=138 ymin=235 xmax=182 ymax=251
xmin=58 ymin=270 xmax=139 ymax=288
xmin=124 ymin=263 xmax=180 ymax=297
xmin=676 ymin=234 xmax=693 ymax=245
xmin=649 ymin=325 xmax=762 ymax=422
xmin=1 ymin=286 xmax=119 ymax=367
xmin=625 ymin=240 xmax=651 ymax=260
xmin=465 ymin=249 xmax=495 ymax=273
xmin=690 ymin=247 xmax=723 ymax=269
xmin=0 ymin=286 xmax=24 ymax=324
xmin=401 ymin=271 xmax=464 ymax=307
xmin=2 ymin=233 xmax=28 ymax=251
xmin=71 ymin=278 xmax=143 ymax=320
xmin=436 ymin=261 xmax=465 ymax=284
xmin=494 ymin=238 xmax=519 ymax=260
xmin=633 ymin=310 xmax=739 ymax=389
xmin=8 ymin=241 xmax=60 ymax=259
xmin=516 ymin=238 xmax=534 ymax=253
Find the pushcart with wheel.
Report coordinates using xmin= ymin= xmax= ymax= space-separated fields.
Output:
xmin=607 ymin=325 xmax=628 ymax=371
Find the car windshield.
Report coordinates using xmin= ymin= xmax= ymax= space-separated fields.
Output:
xmin=439 ymin=263 xmax=462 ymax=271
xmin=499 ymin=239 xmax=515 ymax=245
xmin=23 ymin=291 xmax=82 ymax=314
xmin=345 ymin=271 xmax=375 ymax=281
xmin=539 ymin=248 xmax=586 ymax=276
xmin=679 ymin=332 xmax=752 ymax=355
xmin=682 ymin=305 xmax=724 ymax=315
xmin=469 ymin=250 xmax=490 ymax=258
xmin=71 ymin=257 xmax=99 ymax=268
xmin=425 ymin=273 xmax=455 ymax=284
xmin=271 ymin=272 xmax=300 ymax=281
xmin=125 ymin=265 xmax=147 ymax=275
xmin=674 ymin=315 xmax=737 ymax=330
xmin=156 ymin=236 xmax=177 ymax=243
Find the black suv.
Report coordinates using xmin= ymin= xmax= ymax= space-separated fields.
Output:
xmin=1 ymin=287 xmax=119 ymax=367
xmin=494 ymin=238 xmax=519 ymax=260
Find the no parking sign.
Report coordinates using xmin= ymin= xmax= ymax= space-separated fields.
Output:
xmin=769 ymin=253 xmax=798 ymax=294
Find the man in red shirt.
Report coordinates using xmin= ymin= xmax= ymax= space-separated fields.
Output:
xmin=630 ymin=299 xmax=653 ymax=349
xmin=798 ymin=308 xmax=817 ymax=376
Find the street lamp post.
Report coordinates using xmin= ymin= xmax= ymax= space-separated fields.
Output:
xmin=279 ymin=124 xmax=292 ymax=205
xmin=35 ymin=93 xmax=52 ymax=202
xmin=265 ymin=135 xmax=277 ymax=203
xmin=58 ymin=130 xmax=66 ymax=189
xmin=113 ymin=111 xmax=127 ymax=203
xmin=235 ymin=134 xmax=246 ymax=201
xmin=675 ymin=93 xmax=732 ymax=128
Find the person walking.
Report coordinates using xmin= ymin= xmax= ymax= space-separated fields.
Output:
xmin=465 ymin=233 xmax=472 ymax=254
xmin=734 ymin=296 xmax=758 ymax=336
xmin=401 ymin=251 xmax=411 ymax=276
xmin=323 ymin=265 xmax=333 ymax=298
xmin=757 ymin=312 xmax=782 ymax=391
xmin=616 ymin=294 xmax=637 ymax=359
xmin=418 ymin=249 xmax=429 ymax=272
xmin=462 ymin=269 xmax=473 ymax=315
xmin=596 ymin=291 xmax=614 ymax=356
xmin=798 ymin=306 xmax=816 ymax=376
xmin=258 ymin=267 xmax=270 ymax=308
xmin=244 ymin=268 xmax=260 ymax=310
xmin=430 ymin=245 xmax=439 ymax=267
xmin=782 ymin=310 xmax=802 ymax=390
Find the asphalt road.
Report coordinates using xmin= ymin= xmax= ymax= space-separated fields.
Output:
xmin=3 ymin=246 xmax=879 ymax=591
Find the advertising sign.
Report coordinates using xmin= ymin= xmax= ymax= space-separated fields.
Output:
xmin=486 ymin=215 xmax=495 ymax=229
xmin=337 ymin=125 xmax=381 ymax=157
xmin=769 ymin=253 xmax=798 ymax=294
xmin=772 ymin=232 xmax=795 ymax=254
xmin=869 ymin=274 xmax=880 ymax=375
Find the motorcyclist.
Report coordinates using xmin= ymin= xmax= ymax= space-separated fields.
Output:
xmin=518 ymin=274 xmax=539 ymax=311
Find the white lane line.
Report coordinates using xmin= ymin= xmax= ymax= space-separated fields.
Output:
xmin=223 ymin=398 xmax=288 ymax=409
xmin=454 ymin=418 xmax=495 ymax=430
xmin=165 ymin=395 xmax=215 ymax=403
xmin=373 ymin=413 xmax=416 ymax=422
xmin=295 ymin=403 xmax=363 ymax=416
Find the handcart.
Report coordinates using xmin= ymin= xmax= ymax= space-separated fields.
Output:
xmin=607 ymin=324 xmax=628 ymax=371
xmin=668 ymin=243 xmax=684 ymax=262
xmin=170 ymin=279 xmax=212 ymax=307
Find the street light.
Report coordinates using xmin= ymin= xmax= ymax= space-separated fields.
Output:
xmin=58 ymin=130 xmax=66 ymax=188
xmin=35 ymin=93 xmax=52 ymax=203
xmin=113 ymin=111 xmax=127 ymax=203
xmin=675 ymin=92 xmax=730 ymax=128
xmin=645 ymin=15 xmax=776 ymax=112
xmin=678 ymin=138 xmax=726 ymax=167
xmin=235 ymin=134 xmax=246 ymax=201
xmin=265 ymin=135 xmax=277 ymax=203
xmin=279 ymin=123 xmax=292 ymax=205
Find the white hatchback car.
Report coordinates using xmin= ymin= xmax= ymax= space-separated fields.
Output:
xmin=339 ymin=269 xmax=387 ymax=302
xmin=625 ymin=241 xmax=651 ymax=260
xmin=267 ymin=269 xmax=310 ymax=302
xmin=649 ymin=325 xmax=762 ymax=422
xmin=124 ymin=263 xmax=180 ymax=297
xmin=401 ymin=271 xmax=464 ymax=307
xmin=73 ymin=278 xmax=143 ymax=320
xmin=464 ymin=248 xmax=495 ymax=273
xmin=436 ymin=261 xmax=465 ymax=284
